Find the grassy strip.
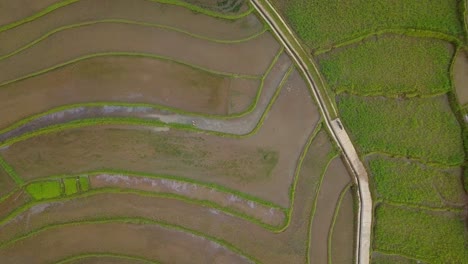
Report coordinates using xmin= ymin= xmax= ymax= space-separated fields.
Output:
xmin=0 ymin=51 xmax=259 ymax=88
xmin=279 ymin=121 xmax=324 ymax=232
xmin=0 ymin=64 xmax=293 ymax=148
xmin=306 ymin=151 xmax=340 ymax=263
xmin=372 ymin=250 xmax=425 ymax=264
xmin=0 ymin=0 xmax=79 ymax=33
xmin=0 ymin=0 xmax=253 ymax=34
xmin=0 ymin=47 xmax=284 ymax=137
xmin=255 ymin=0 xmax=338 ymax=119
xmin=0 ymin=155 xmax=23 ymax=185
xmin=63 ymin=178 xmax=78 ymax=196
xmin=327 ymin=183 xmax=353 ymax=264
xmin=28 ymin=170 xmax=283 ymax=209
xmin=0 ymin=217 xmax=260 ymax=263
xmin=314 ymin=29 xmax=463 ymax=55
xmin=0 ymin=187 xmax=283 ymax=231
xmin=448 ymin=46 xmax=468 ymax=192
xmin=338 ymin=94 xmax=465 ymax=166
xmin=280 ymin=0 xmax=463 ymax=50
xmin=380 ymin=200 xmax=463 ymax=213
xmin=0 ymin=19 xmax=268 ymax=62
xmin=25 ymin=180 xmax=62 ymax=200
xmin=373 ymin=203 xmax=468 ymax=263
xmin=54 ymin=253 xmax=159 ymax=264
xmin=368 ymin=155 xmax=465 ymax=208
xmin=317 ymin=35 xmax=454 ymax=97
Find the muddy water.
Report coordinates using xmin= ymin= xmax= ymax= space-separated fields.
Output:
xmin=0 ymin=221 xmax=251 ymax=264
xmin=0 ymin=0 xmax=59 ymax=26
xmin=0 ymin=22 xmax=279 ymax=84
xmin=330 ymin=188 xmax=355 ymax=264
xmin=309 ymin=157 xmax=352 ymax=263
xmin=0 ymin=0 xmax=263 ymax=57
xmin=90 ymin=174 xmax=285 ymax=226
xmin=0 ymin=56 xmax=260 ymax=129
xmin=1 ymin=66 xmax=319 ymax=207
xmin=453 ymin=50 xmax=468 ymax=106
xmin=0 ymin=130 xmax=334 ymax=264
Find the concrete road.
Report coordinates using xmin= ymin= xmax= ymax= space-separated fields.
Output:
xmin=250 ymin=1 xmax=373 ymax=263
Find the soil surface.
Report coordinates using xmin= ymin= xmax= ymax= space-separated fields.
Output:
xmin=0 ymin=221 xmax=251 ymax=264
xmin=309 ymin=157 xmax=351 ymax=263
xmin=0 ymin=166 xmax=15 ymax=197
xmin=331 ymin=188 xmax=355 ymax=264
xmin=0 ymin=56 xmax=260 ymax=129
xmin=0 ymin=0 xmax=263 ymax=57
xmin=0 ymin=130 xmax=334 ymax=264
xmin=90 ymin=173 xmax=285 ymax=226
xmin=1 ymin=66 xmax=319 ymax=207
xmin=0 ymin=0 xmax=58 ymax=27
xmin=0 ymin=22 xmax=279 ymax=85
xmin=453 ymin=50 xmax=468 ymax=106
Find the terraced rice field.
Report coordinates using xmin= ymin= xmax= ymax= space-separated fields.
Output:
xmin=271 ymin=0 xmax=468 ymax=263
xmin=0 ymin=0 xmax=356 ymax=263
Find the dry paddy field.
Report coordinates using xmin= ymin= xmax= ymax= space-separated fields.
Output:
xmin=0 ymin=0 xmax=357 ymax=263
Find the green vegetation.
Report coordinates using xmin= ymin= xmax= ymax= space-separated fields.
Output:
xmin=318 ymin=35 xmax=454 ymax=97
xmin=79 ymin=176 xmax=90 ymax=192
xmin=0 ymin=155 xmax=23 ymax=185
xmin=63 ymin=178 xmax=78 ymax=195
xmin=374 ymin=204 xmax=468 ymax=263
xmin=55 ymin=253 xmax=160 ymax=264
xmin=338 ymin=94 xmax=465 ymax=165
xmin=368 ymin=156 xmax=465 ymax=207
xmin=272 ymin=0 xmax=464 ymax=49
xmin=26 ymin=181 xmax=62 ymax=200
xmin=371 ymin=251 xmax=423 ymax=264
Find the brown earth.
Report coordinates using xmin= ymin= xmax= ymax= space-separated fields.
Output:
xmin=330 ymin=187 xmax=355 ymax=264
xmin=0 ymin=56 xmax=260 ymax=129
xmin=90 ymin=174 xmax=285 ymax=226
xmin=0 ymin=51 xmax=289 ymax=142
xmin=309 ymin=157 xmax=351 ymax=263
xmin=0 ymin=0 xmax=58 ymax=27
xmin=453 ymin=50 xmax=468 ymax=106
xmin=0 ymin=165 xmax=16 ymax=197
xmin=0 ymin=189 xmax=30 ymax=220
xmin=185 ymin=0 xmax=249 ymax=13
xmin=1 ymin=68 xmax=319 ymax=207
xmin=0 ymin=0 xmax=263 ymax=58
xmin=0 ymin=130 xmax=334 ymax=264
xmin=0 ymin=221 xmax=251 ymax=264
xmin=64 ymin=256 xmax=153 ymax=264
xmin=0 ymin=22 xmax=279 ymax=85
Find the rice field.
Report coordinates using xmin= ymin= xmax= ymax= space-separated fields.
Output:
xmin=0 ymin=1 xmax=357 ymax=263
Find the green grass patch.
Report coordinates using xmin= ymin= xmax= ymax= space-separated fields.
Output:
xmin=26 ymin=181 xmax=62 ymax=200
xmin=79 ymin=176 xmax=90 ymax=192
xmin=63 ymin=178 xmax=78 ymax=195
xmin=374 ymin=203 xmax=468 ymax=263
xmin=338 ymin=94 xmax=465 ymax=165
xmin=368 ymin=156 xmax=465 ymax=207
xmin=272 ymin=0 xmax=464 ymax=49
xmin=318 ymin=35 xmax=454 ymax=97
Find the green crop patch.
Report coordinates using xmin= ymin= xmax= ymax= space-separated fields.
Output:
xmin=271 ymin=0 xmax=463 ymax=49
xmin=368 ymin=156 xmax=465 ymax=207
xmin=318 ymin=35 xmax=454 ymax=97
xmin=338 ymin=94 xmax=465 ymax=165
xmin=63 ymin=177 xmax=78 ymax=195
xmin=374 ymin=204 xmax=468 ymax=263
xmin=26 ymin=180 xmax=62 ymax=200
xmin=79 ymin=176 xmax=90 ymax=192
